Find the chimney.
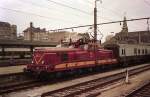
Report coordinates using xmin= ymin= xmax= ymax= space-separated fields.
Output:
xmin=30 ymin=22 xmax=33 ymax=28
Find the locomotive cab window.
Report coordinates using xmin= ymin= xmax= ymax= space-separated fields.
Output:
xmin=61 ymin=53 xmax=68 ymax=61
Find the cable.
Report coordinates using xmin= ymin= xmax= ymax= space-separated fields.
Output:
xmin=18 ymin=0 xmax=90 ymax=20
xmin=144 ymin=0 xmax=150 ymax=6
xmin=47 ymin=0 xmax=91 ymax=15
xmin=0 ymin=6 xmax=77 ymax=24
xmin=46 ymin=0 xmax=115 ymax=22
xmin=49 ymin=17 xmax=150 ymax=31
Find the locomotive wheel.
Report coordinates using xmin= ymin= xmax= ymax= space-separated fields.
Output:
xmin=24 ymin=68 xmax=34 ymax=77
xmin=38 ymin=71 xmax=49 ymax=81
xmin=55 ymin=72 xmax=63 ymax=78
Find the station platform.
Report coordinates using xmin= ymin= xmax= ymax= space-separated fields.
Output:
xmin=4 ymin=63 xmax=150 ymax=97
xmin=0 ymin=65 xmax=26 ymax=75
xmin=98 ymin=67 xmax=150 ymax=97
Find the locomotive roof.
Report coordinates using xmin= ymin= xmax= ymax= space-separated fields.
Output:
xmin=34 ymin=47 xmax=81 ymax=52
xmin=34 ymin=47 xmax=112 ymax=53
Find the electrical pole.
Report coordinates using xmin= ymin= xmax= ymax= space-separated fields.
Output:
xmin=94 ymin=0 xmax=99 ymax=66
xmin=94 ymin=0 xmax=98 ymax=42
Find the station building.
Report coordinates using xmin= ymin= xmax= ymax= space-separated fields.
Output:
xmin=104 ymin=17 xmax=150 ymax=45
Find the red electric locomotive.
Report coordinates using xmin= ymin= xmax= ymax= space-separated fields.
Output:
xmin=25 ymin=39 xmax=118 ymax=78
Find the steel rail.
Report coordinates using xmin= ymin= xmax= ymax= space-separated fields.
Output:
xmin=41 ymin=65 xmax=150 ymax=97
xmin=125 ymin=81 xmax=150 ymax=97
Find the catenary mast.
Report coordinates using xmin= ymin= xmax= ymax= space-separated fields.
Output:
xmin=94 ymin=0 xmax=98 ymax=42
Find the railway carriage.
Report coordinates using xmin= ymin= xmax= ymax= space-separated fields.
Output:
xmin=104 ymin=43 xmax=150 ymax=65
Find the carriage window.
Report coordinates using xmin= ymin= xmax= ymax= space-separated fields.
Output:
xmin=142 ymin=49 xmax=144 ymax=54
xmin=124 ymin=49 xmax=126 ymax=55
xmin=122 ymin=49 xmax=124 ymax=55
xmin=134 ymin=48 xmax=137 ymax=54
xmin=145 ymin=49 xmax=147 ymax=54
xmin=138 ymin=49 xmax=140 ymax=54
xmin=121 ymin=49 xmax=126 ymax=55
xmin=61 ymin=53 xmax=68 ymax=61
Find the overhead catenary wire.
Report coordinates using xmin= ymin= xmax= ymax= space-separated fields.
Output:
xmin=18 ymin=0 xmax=91 ymax=20
xmin=49 ymin=17 xmax=150 ymax=31
xmin=46 ymin=0 xmax=116 ymax=22
xmin=0 ymin=6 xmax=78 ymax=24
xmin=47 ymin=0 xmax=91 ymax=15
xmin=0 ymin=1 xmax=122 ymax=27
xmin=85 ymin=0 xmax=147 ymax=30
xmin=77 ymin=0 xmax=150 ymax=32
xmin=144 ymin=0 xmax=150 ymax=7
xmin=4 ymin=0 xmax=118 ymax=26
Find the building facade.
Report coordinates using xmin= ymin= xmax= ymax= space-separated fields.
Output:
xmin=23 ymin=22 xmax=90 ymax=43
xmin=23 ymin=22 xmax=48 ymax=41
xmin=104 ymin=17 xmax=150 ymax=45
xmin=0 ymin=21 xmax=17 ymax=40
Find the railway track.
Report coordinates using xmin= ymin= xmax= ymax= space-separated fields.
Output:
xmin=125 ymin=81 xmax=150 ymax=97
xmin=0 ymin=79 xmax=46 ymax=94
xmin=41 ymin=65 xmax=150 ymax=97
xmin=0 ymin=64 xmax=149 ymax=95
xmin=0 ymin=58 xmax=31 ymax=67
xmin=0 ymin=73 xmax=44 ymax=94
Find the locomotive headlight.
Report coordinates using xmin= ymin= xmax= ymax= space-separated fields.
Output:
xmin=41 ymin=60 xmax=44 ymax=64
xmin=45 ymin=65 xmax=48 ymax=69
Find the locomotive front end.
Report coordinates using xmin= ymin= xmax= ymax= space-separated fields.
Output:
xmin=24 ymin=49 xmax=56 ymax=76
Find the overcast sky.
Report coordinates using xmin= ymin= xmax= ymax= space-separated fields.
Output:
xmin=0 ymin=0 xmax=150 ymax=42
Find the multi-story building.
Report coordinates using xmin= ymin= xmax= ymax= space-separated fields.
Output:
xmin=0 ymin=21 xmax=17 ymax=39
xmin=23 ymin=22 xmax=90 ymax=43
xmin=23 ymin=22 xmax=48 ymax=41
